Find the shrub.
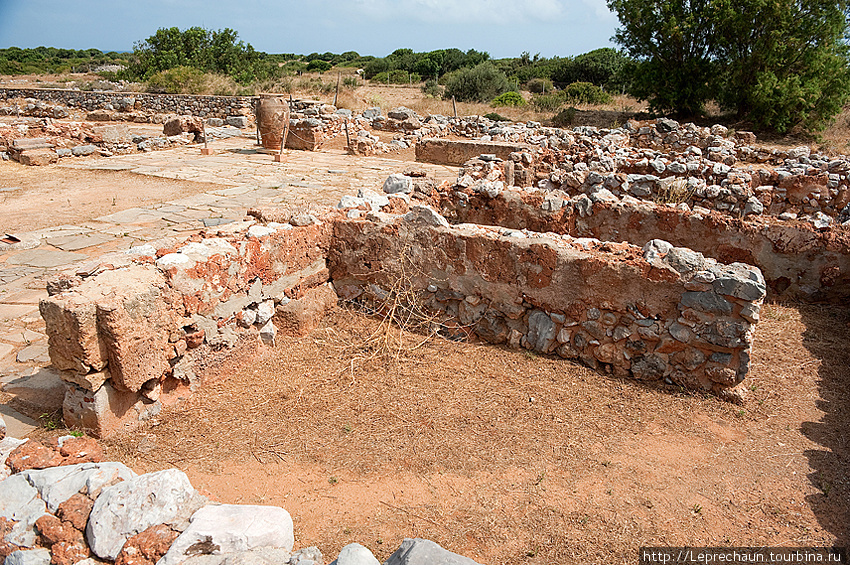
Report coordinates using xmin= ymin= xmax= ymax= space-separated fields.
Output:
xmin=443 ymin=61 xmax=510 ymax=102
xmin=532 ymin=93 xmax=566 ymax=112
xmin=492 ymin=91 xmax=526 ymax=107
xmin=306 ymin=60 xmax=332 ymax=73
xmin=552 ymin=107 xmax=578 ymax=128
xmin=526 ymin=77 xmax=553 ymax=94
xmin=421 ymin=79 xmax=443 ymax=98
xmin=146 ymin=66 xmax=207 ymax=94
xmin=371 ymin=70 xmax=419 ymax=84
xmin=561 ymin=82 xmax=613 ymax=105
xmin=342 ymin=76 xmax=359 ymax=88
xmin=484 ymin=112 xmax=511 ymax=121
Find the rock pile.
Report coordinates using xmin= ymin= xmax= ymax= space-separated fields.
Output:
xmin=0 ymin=426 xmax=482 ymax=565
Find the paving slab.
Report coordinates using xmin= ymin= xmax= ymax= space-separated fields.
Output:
xmin=0 ymin=304 xmax=40 ymax=321
xmin=95 ymin=208 xmax=164 ymax=224
xmin=0 ymin=267 xmax=41 ymax=285
xmin=46 ymin=233 xmax=115 ymax=251
xmin=0 ymin=404 xmax=38 ymax=437
xmin=3 ymin=330 xmax=44 ymax=345
xmin=15 ymin=344 xmax=49 ymax=364
xmin=6 ymin=249 xmax=88 ymax=268
xmin=0 ymin=288 xmax=46 ymax=304
xmin=0 ymin=343 xmax=13 ymax=362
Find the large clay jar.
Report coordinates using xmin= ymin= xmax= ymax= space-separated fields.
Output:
xmin=255 ymin=94 xmax=290 ymax=150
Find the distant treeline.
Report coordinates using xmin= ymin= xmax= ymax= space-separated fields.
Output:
xmin=0 ymin=29 xmax=630 ymax=92
xmin=0 ymin=46 xmax=132 ymax=75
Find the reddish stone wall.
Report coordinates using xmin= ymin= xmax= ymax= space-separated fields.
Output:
xmin=415 ymin=138 xmax=533 ymax=166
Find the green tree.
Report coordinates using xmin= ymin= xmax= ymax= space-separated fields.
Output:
xmin=608 ymin=0 xmax=850 ymax=130
xmin=443 ymin=61 xmax=510 ymax=102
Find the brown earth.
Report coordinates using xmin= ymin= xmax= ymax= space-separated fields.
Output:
xmin=100 ymin=302 xmax=849 ymax=564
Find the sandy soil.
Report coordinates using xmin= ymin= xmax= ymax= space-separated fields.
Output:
xmin=102 ymin=303 xmax=849 ymax=564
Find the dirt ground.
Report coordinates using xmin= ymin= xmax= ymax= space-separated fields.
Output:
xmin=101 ymin=302 xmax=849 ymax=564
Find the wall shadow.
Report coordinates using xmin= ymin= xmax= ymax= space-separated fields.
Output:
xmin=798 ymin=303 xmax=849 ymax=546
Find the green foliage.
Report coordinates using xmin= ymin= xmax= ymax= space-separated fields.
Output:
xmin=371 ymin=69 xmax=420 ymax=84
xmin=128 ymin=27 xmax=281 ymax=85
xmin=492 ymin=91 xmax=526 ymax=107
xmin=0 ymin=46 xmax=131 ymax=75
xmin=145 ymin=66 xmax=208 ymax=93
xmin=421 ymin=79 xmax=444 ymax=97
xmin=532 ymin=93 xmax=567 ymax=112
xmin=561 ymin=82 xmax=613 ymax=104
xmin=484 ymin=112 xmax=511 ymax=121
xmin=342 ymin=76 xmax=359 ymax=88
xmin=363 ymin=48 xmax=490 ymax=80
xmin=306 ymin=59 xmax=332 ymax=72
xmin=608 ymin=0 xmax=850 ymax=130
xmin=526 ymin=77 xmax=553 ymax=93
xmin=552 ymin=107 xmax=578 ymax=128
xmin=551 ymin=48 xmax=630 ymax=90
xmin=443 ymin=62 xmax=511 ymax=102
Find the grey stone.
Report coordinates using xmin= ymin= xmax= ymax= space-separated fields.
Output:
xmin=642 ymin=239 xmax=673 ymax=263
xmin=631 ymin=354 xmax=667 ymax=381
xmin=384 ymin=538 xmax=481 ymax=565
xmin=711 ymin=264 xmax=767 ymax=301
xmin=526 ymin=310 xmax=557 ymax=353
xmin=664 ymin=247 xmax=706 ymax=274
xmin=383 ymin=174 xmax=413 ymax=195
xmin=71 ymin=145 xmax=99 ymax=157
xmin=812 ymin=211 xmax=833 ymax=230
xmin=574 ymin=194 xmax=593 ymax=217
xmin=259 ymin=321 xmax=276 ymax=346
xmin=4 ymin=549 xmax=51 ymax=565
xmin=22 ymin=462 xmax=136 ymax=512
xmin=403 ymin=206 xmax=450 ymax=228
xmin=207 ymin=118 xmax=224 ymax=127
xmin=256 ymin=301 xmax=275 ymax=326
xmin=0 ymin=474 xmax=47 ymax=547
xmin=226 ymin=116 xmax=249 ymax=128
xmin=681 ymin=291 xmax=733 ymax=315
xmin=15 ymin=345 xmax=49 ymax=364
xmin=669 ymin=322 xmax=692 ymax=343
xmin=333 ymin=543 xmax=379 ymax=565
xmin=289 ymin=547 xmax=323 ymax=565
xmin=656 ymin=118 xmax=679 ymax=133
xmin=158 ymin=504 xmax=294 ymax=565
xmin=87 ymin=468 xmax=205 ymax=560
xmin=743 ymin=196 xmax=764 ymax=216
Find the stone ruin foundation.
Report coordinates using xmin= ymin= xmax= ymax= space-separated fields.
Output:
xmin=36 ymin=117 xmax=850 ymax=438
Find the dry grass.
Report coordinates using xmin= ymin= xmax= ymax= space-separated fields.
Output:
xmin=104 ymin=302 xmax=849 ymax=563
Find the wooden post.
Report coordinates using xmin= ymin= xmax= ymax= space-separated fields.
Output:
xmin=344 ymin=120 xmax=351 ymax=152
xmin=452 ymin=96 xmax=457 ymax=119
xmin=333 ymin=72 xmax=341 ymax=107
xmin=200 ymin=121 xmax=212 ymax=155
xmin=275 ymin=98 xmax=291 ymax=162
xmin=255 ymin=98 xmax=261 ymax=145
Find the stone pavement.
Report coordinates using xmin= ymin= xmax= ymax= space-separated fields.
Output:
xmin=0 ymin=134 xmax=458 ymax=435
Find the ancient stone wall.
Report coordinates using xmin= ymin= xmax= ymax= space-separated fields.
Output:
xmin=415 ymin=138 xmax=533 ymax=166
xmin=329 ymin=206 xmax=764 ymax=401
xmin=428 ymin=186 xmax=850 ymax=302
xmin=0 ymin=88 xmax=254 ymax=119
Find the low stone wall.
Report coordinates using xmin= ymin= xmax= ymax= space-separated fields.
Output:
xmin=416 ymin=138 xmax=533 ymax=166
xmin=428 ymin=185 xmax=850 ymax=302
xmin=329 ymin=206 xmax=764 ymax=400
xmin=40 ymin=217 xmax=336 ymax=437
xmin=0 ymin=88 xmax=254 ymax=119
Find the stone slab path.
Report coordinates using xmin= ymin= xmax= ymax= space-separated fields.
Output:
xmin=0 ymin=134 xmax=458 ymax=433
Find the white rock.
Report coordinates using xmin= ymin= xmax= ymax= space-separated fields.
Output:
xmin=384 ymin=538 xmax=481 ymax=565
xmin=357 ymin=188 xmax=390 ymax=211
xmin=87 ymin=469 xmax=203 ymax=560
xmin=248 ymin=225 xmax=277 ymax=238
xmin=157 ymin=504 xmax=294 ymax=565
xmin=255 ymin=300 xmax=275 ymax=326
xmin=0 ymin=475 xmax=47 ymax=547
xmin=0 ymin=437 xmax=27 ymax=480
xmin=180 ymin=239 xmax=238 ymax=261
xmin=4 ymin=549 xmax=51 ymax=565
xmin=22 ymin=462 xmax=136 ymax=512
xmin=337 ymin=195 xmax=366 ymax=209
xmin=383 ymin=173 xmax=412 ymax=194
xmin=335 ymin=543 xmax=380 ymax=565
xmin=156 ymin=253 xmax=193 ymax=269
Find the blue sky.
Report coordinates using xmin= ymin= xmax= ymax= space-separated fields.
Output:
xmin=0 ymin=0 xmax=619 ymax=59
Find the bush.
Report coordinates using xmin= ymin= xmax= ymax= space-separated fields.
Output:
xmin=561 ymin=82 xmax=613 ymax=105
xmin=491 ymin=91 xmax=526 ymax=107
xmin=532 ymin=93 xmax=566 ymax=112
xmin=484 ymin=112 xmax=511 ymax=121
xmin=342 ymin=76 xmax=359 ymax=88
xmin=421 ymin=79 xmax=443 ymax=98
xmin=443 ymin=61 xmax=511 ymax=102
xmin=371 ymin=70 xmax=420 ymax=84
xmin=552 ymin=107 xmax=578 ymax=128
xmin=146 ymin=66 xmax=208 ymax=94
xmin=526 ymin=77 xmax=553 ymax=94
xmin=306 ymin=60 xmax=332 ymax=72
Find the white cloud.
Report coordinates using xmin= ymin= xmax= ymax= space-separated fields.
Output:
xmin=351 ymin=0 xmax=566 ymax=25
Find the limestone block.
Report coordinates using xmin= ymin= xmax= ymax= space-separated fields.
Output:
xmin=384 ymin=538 xmax=481 ymax=565
xmin=18 ymin=149 xmax=57 ymax=166
xmin=62 ymin=381 xmax=157 ymax=438
xmin=273 ymin=284 xmax=338 ymax=337
xmin=334 ymin=543 xmax=380 ymax=565
xmin=22 ymin=462 xmax=136 ymax=512
xmin=0 ymin=475 xmax=48 ymax=547
xmin=40 ymin=298 xmax=106 ymax=374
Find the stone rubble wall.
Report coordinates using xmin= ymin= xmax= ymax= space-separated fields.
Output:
xmin=450 ymin=121 xmax=850 ymax=224
xmin=0 ymin=88 xmax=254 ymax=120
xmin=427 ymin=185 xmax=850 ymax=302
xmin=415 ymin=138 xmax=534 ymax=166
xmin=329 ymin=206 xmax=765 ymax=401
